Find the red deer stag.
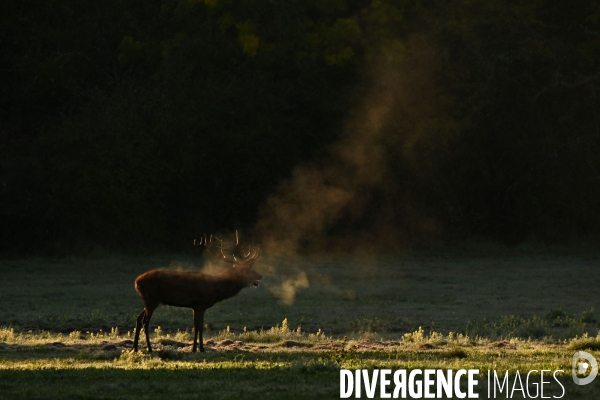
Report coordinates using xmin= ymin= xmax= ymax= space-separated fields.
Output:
xmin=133 ymin=233 xmax=262 ymax=352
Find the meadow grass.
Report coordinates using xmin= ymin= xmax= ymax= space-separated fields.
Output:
xmin=0 ymin=254 xmax=599 ymax=398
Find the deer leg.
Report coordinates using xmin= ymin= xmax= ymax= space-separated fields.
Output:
xmin=133 ymin=310 xmax=146 ymax=352
xmin=143 ymin=306 xmax=156 ymax=352
xmin=193 ymin=309 xmax=205 ymax=352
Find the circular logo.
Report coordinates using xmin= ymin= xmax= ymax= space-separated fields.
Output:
xmin=572 ymin=351 xmax=598 ymax=385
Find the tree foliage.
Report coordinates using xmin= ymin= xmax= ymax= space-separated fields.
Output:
xmin=1 ymin=0 xmax=599 ymax=253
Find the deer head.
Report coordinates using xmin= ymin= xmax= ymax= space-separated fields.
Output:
xmin=194 ymin=231 xmax=262 ymax=287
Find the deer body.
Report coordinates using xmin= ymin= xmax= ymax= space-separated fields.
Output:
xmin=135 ymin=269 xmax=252 ymax=309
xmin=133 ymin=234 xmax=261 ymax=353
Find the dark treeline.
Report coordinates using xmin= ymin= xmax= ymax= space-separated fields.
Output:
xmin=1 ymin=0 xmax=599 ymax=254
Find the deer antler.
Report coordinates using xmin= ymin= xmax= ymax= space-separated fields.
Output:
xmin=238 ymin=246 xmax=260 ymax=262
xmin=195 ymin=231 xmax=260 ymax=266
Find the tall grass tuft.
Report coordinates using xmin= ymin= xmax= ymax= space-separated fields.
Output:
xmin=0 ymin=328 xmax=16 ymax=342
xmin=465 ymin=308 xmax=597 ymax=340
xmin=211 ymin=318 xmax=328 ymax=344
xmin=402 ymin=327 xmax=480 ymax=346
xmin=568 ymin=332 xmax=600 ymax=351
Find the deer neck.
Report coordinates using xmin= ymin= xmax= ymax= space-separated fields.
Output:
xmin=212 ymin=268 xmax=246 ymax=302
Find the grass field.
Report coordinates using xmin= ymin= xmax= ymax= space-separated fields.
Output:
xmin=0 ymin=252 xmax=599 ymax=399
